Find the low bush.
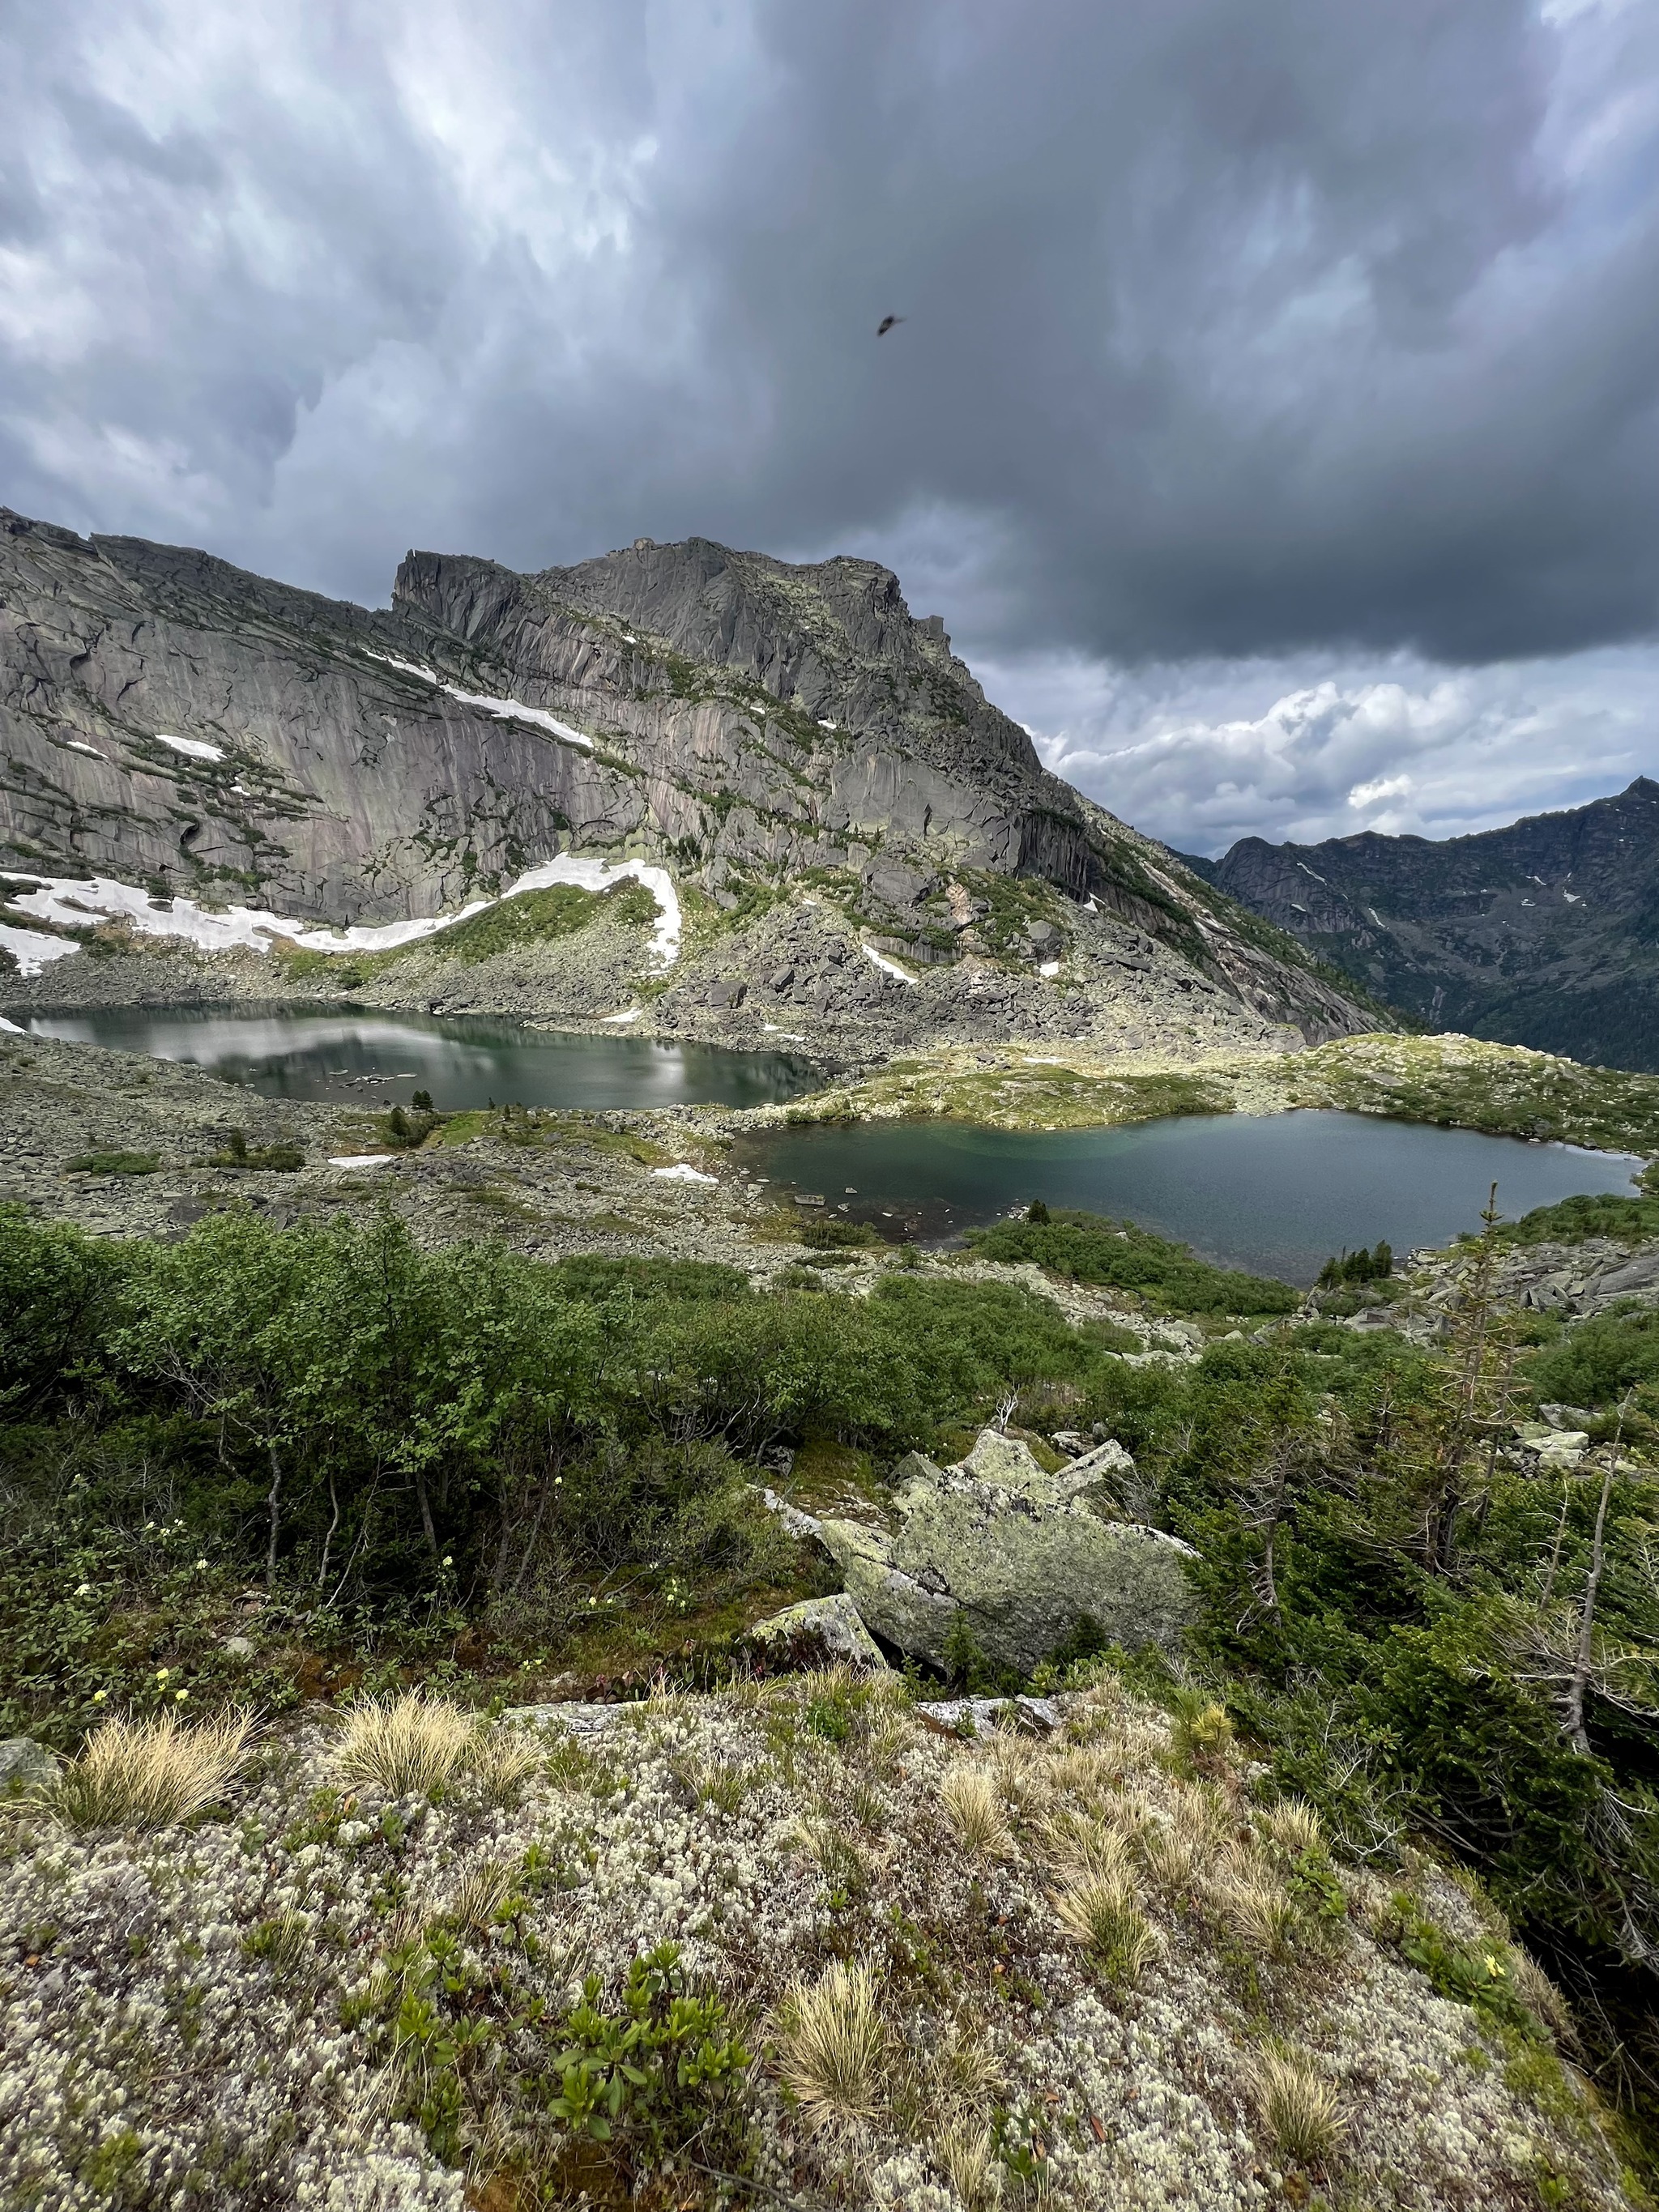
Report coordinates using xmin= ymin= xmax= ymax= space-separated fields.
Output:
xmin=966 ymin=1206 xmax=1298 ymax=1314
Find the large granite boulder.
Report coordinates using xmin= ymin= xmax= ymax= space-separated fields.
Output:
xmin=805 ymin=1430 xmax=1197 ymax=1675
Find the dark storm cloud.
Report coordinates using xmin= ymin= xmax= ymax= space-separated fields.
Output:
xmin=2 ymin=0 xmax=1658 ymax=677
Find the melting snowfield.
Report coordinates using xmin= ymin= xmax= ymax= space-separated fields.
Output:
xmin=0 ymin=856 xmax=682 ymax=973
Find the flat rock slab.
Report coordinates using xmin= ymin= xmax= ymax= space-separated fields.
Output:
xmin=915 ymin=1696 xmax=1063 ymax=1737
xmin=501 ymin=1703 xmax=633 ymax=1735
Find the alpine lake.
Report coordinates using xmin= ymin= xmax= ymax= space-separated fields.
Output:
xmin=24 ymin=1002 xmax=1645 ymax=1286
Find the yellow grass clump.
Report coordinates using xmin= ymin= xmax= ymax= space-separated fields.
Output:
xmin=940 ymin=1767 xmax=1014 ymax=1860
xmin=1247 ymin=2044 xmax=1346 ymax=2167
xmin=936 ymin=2120 xmax=1002 ymax=2208
xmin=776 ymin=1961 xmax=887 ymax=2126
xmin=327 ymin=1690 xmax=526 ymax=1799
xmin=1051 ymin=1869 xmax=1156 ymax=1987
xmin=47 ymin=1708 xmax=255 ymax=1829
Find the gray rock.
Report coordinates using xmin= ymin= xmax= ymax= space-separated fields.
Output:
xmin=501 ymin=1702 xmax=631 ymax=1735
xmin=0 ymin=1737 xmax=58 ymax=1791
xmin=744 ymin=1594 xmax=890 ymax=1671
xmin=705 ymin=978 xmax=747 ymax=1009
xmin=916 ymin=1695 xmax=1061 ymax=1737
xmin=813 ymin=1427 xmax=1197 ymax=1676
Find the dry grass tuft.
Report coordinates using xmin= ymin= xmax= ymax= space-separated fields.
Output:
xmin=328 ymin=1692 xmax=479 ymax=1798
xmin=776 ymin=1961 xmax=886 ymax=2126
xmin=1247 ymin=2045 xmax=1346 ymax=2167
xmin=936 ymin=2120 xmax=1003 ymax=2208
xmin=1508 ymin=1946 xmax=1579 ymax=2048
xmin=46 ymin=1708 xmax=255 ymax=1829
xmin=445 ymin=1857 xmax=518 ymax=1937
xmin=1051 ymin=1870 xmax=1156 ymax=1986
xmin=1043 ymin=1810 xmax=1135 ymax=1887
xmin=1260 ymin=1796 xmax=1324 ymax=1859
xmin=940 ymin=1767 xmax=1015 ymax=1860
xmin=1220 ymin=1874 xmax=1299 ymax=1958
xmin=469 ymin=1725 xmax=544 ymax=1805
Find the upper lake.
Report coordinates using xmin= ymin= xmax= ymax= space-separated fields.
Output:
xmin=739 ymin=1111 xmax=1644 ymax=1282
xmin=19 ymin=1003 xmax=821 ymax=1112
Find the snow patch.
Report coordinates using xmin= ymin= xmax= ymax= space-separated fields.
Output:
xmin=651 ymin=1163 xmax=717 ymax=1185
xmin=366 ymin=651 xmax=593 ymax=750
xmin=505 ymin=856 xmax=680 ymax=966
xmin=66 ymin=740 xmax=108 ymax=760
xmin=3 ymin=852 xmax=682 ymax=970
xmin=0 ymin=923 xmax=83 ymax=976
xmin=0 ymin=1013 xmax=23 ymax=1033
xmin=1038 ymin=960 xmax=1061 ymax=978
xmin=327 ymin=1154 xmax=396 ymax=1170
xmin=153 ymin=732 xmax=225 ymax=762
xmin=601 ymin=1008 xmax=642 ymax=1024
xmin=762 ymin=1024 xmax=806 ymax=1040
xmin=862 ymin=943 xmax=915 ymax=982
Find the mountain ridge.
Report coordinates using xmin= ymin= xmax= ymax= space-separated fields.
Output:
xmin=1187 ymin=778 xmax=1659 ymax=1071
xmin=0 ymin=508 xmax=1374 ymax=1054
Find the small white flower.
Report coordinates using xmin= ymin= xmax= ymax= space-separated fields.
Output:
xmin=175 ymin=1689 xmax=189 ymax=1703
xmin=75 ymin=1583 xmax=93 ymax=1597
xmin=156 ymin=1667 xmax=170 ymax=1681
xmin=441 ymin=1555 xmax=453 ymax=1568
xmin=92 ymin=1689 xmax=108 ymax=1703
xmin=195 ymin=1558 xmax=208 ymax=1571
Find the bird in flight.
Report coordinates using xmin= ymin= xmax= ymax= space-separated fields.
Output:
xmin=876 ymin=314 xmax=905 ymax=336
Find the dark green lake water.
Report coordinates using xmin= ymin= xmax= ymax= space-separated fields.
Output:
xmin=22 ymin=1004 xmax=821 ymax=1112
xmin=739 ymin=1111 xmax=1642 ymax=1283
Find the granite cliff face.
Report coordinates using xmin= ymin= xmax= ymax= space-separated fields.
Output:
xmin=0 ymin=509 xmax=1371 ymax=1043
xmin=1189 ymin=779 xmax=1659 ymax=1072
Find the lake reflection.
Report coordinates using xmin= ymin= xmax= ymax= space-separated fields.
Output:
xmin=740 ymin=1110 xmax=1643 ymax=1284
xmin=23 ymin=1004 xmax=821 ymax=1112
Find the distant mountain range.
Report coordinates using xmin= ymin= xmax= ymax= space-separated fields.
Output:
xmin=1180 ymin=778 xmax=1659 ymax=1072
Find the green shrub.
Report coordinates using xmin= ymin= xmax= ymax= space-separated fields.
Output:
xmin=966 ymin=1207 xmax=1297 ymax=1315
xmin=66 ymin=1150 xmax=160 ymax=1177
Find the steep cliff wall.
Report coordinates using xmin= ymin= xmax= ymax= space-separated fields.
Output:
xmin=0 ymin=509 xmax=1374 ymax=1042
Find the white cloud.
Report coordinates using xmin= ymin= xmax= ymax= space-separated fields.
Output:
xmin=982 ymin=641 xmax=1659 ymax=852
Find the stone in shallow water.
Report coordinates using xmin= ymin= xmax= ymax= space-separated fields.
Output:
xmin=809 ymin=1428 xmax=1197 ymax=1675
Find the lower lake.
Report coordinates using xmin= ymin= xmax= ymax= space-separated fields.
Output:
xmin=739 ymin=1111 xmax=1644 ymax=1283
xmin=19 ymin=1003 xmax=821 ymax=1112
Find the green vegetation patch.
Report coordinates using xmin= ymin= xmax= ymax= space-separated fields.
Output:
xmin=967 ymin=1204 xmax=1299 ymax=1315
xmin=1290 ymin=1034 xmax=1659 ymax=1157
xmin=65 ymin=1150 xmax=160 ymax=1176
xmin=786 ymin=1056 xmax=1239 ymax=1132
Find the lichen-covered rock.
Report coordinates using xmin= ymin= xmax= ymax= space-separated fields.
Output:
xmin=0 ymin=1737 xmax=58 ymax=1791
xmin=744 ymin=1593 xmax=890 ymax=1671
xmin=813 ymin=1428 xmax=1197 ymax=1674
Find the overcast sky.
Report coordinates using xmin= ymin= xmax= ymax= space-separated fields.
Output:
xmin=3 ymin=0 xmax=1658 ymax=854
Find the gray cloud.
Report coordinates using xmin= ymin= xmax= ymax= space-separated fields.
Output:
xmin=2 ymin=0 xmax=1657 ymax=848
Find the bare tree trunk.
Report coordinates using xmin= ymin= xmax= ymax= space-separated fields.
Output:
xmin=317 ymin=1470 xmax=340 ymax=1591
xmin=1542 ymin=1476 xmax=1572 ymax=1607
xmin=414 ymin=1462 xmax=439 ymax=1561
xmin=1565 ymin=1396 xmax=1629 ymax=1752
xmin=266 ymin=1439 xmax=283 ymax=1592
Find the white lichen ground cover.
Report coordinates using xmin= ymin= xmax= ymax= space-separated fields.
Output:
xmin=0 ymin=1676 xmax=1634 ymax=2211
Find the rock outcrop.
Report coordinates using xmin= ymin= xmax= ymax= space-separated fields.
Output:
xmin=0 ymin=508 xmax=1372 ymax=1048
xmin=794 ymin=1428 xmax=1198 ymax=1674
